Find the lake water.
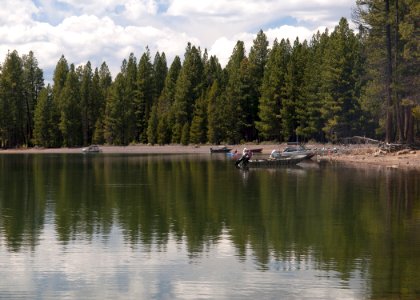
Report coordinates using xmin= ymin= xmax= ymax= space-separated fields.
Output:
xmin=0 ymin=153 xmax=419 ymax=299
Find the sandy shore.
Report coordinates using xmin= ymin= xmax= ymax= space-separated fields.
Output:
xmin=1 ymin=143 xmax=419 ymax=169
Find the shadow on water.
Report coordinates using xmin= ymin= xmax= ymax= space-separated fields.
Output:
xmin=0 ymin=153 xmax=419 ymax=298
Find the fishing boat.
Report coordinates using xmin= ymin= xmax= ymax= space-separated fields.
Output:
xmin=236 ymin=155 xmax=307 ymax=169
xmin=210 ymin=146 xmax=232 ymax=153
xmin=82 ymin=145 xmax=102 ymax=153
xmin=272 ymin=145 xmax=315 ymax=159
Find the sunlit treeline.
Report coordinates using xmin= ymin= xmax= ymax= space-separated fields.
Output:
xmin=0 ymin=0 xmax=419 ymax=149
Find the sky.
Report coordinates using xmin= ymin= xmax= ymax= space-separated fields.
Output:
xmin=0 ymin=0 xmax=356 ymax=82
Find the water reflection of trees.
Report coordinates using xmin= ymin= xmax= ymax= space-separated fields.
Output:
xmin=0 ymin=155 xmax=419 ymax=297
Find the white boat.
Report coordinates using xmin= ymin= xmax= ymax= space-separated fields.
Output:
xmin=82 ymin=145 xmax=102 ymax=153
xmin=272 ymin=146 xmax=315 ymax=159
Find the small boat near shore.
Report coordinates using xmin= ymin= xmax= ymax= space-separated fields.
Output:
xmin=236 ymin=155 xmax=307 ymax=169
xmin=82 ymin=145 xmax=102 ymax=153
xmin=210 ymin=146 xmax=232 ymax=153
xmin=272 ymin=145 xmax=315 ymax=159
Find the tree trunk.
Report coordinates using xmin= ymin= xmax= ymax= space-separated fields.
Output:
xmin=385 ymin=0 xmax=394 ymax=143
xmin=394 ymin=0 xmax=405 ymax=142
xmin=406 ymin=106 xmax=414 ymax=144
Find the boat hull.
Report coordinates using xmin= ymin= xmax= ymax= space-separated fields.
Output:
xmin=281 ymin=151 xmax=315 ymax=159
xmin=238 ymin=155 xmax=306 ymax=168
xmin=210 ymin=147 xmax=232 ymax=153
xmin=278 ymin=146 xmax=315 ymax=159
xmin=82 ymin=145 xmax=102 ymax=153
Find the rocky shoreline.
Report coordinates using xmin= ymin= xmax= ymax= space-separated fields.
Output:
xmin=1 ymin=143 xmax=419 ymax=169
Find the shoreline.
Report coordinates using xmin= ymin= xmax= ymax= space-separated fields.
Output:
xmin=1 ymin=143 xmax=419 ymax=170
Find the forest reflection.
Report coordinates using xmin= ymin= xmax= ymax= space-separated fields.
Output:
xmin=0 ymin=154 xmax=419 ymax=298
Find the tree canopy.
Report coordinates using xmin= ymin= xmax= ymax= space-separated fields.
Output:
xmin=0 ymin=12 xmax=418 ymax=148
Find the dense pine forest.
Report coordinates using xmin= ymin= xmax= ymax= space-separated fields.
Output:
xmin=0 ymin=1 xmax=418 ymax=148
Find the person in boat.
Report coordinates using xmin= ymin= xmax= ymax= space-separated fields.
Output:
xmin=235 ymin=148 xmax=252 ymax=167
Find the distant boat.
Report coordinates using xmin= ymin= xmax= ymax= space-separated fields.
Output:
xmin=236 ymin=155 xmax=306 ymax=169
xmin=210 ymin=146 xmax=232 ymax=153
xmin=82 ymin=145 xmax=102 ymax=153
xmin=273 ymin=145 xmax=315 ymax=159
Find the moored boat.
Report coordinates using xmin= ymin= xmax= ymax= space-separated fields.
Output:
xmin=82 ymin=145 xmax=102 ymax=153
xmin=236 ymin=155 xmax=306 ymax=169
xmin=272 ymin=145 xmax=315 ymax=159
xmin=210 ymin=146 xmax=232 ymax=153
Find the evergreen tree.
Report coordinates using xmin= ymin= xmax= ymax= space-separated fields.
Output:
xmin=103 ymin=56 xmax=139 ymax=145
xmin=33 ymin=85 xmax=58 ymax=147
xmin=281 ymin=38 xmax=308 ymax=141
xmin=104 ymin=72 xmax=128 ymax=145
xmin=298 ymin=31 xmax=329 ymax=141
xmin=355 ymin=0 xmax=419 ymax=142
xmin=147 ymin=51 xmax=167 ymax=144
xmin=52 ymin=55 xmax=69 ymax=105
xmin=189 ymin=94 xmax=207 ymax=144
xmin=222 ymin=41 xmax=247 ymax=143
xmin=93 ymin=62 xmax=112 ymax=144
xmin=0 ymin=50 xmax=25 ymax=147
xmin=91 ymin=68 xmax=103 ymax=144
xmin=206 ymin=81 xmax=224 ymax=144
xmin=172 ymin=43 xmax=204 ymax=144
xmin=152 ymin=51 xmax=168 ymax=102
xmin=51 ymin=55 xmax=69 ymax=146
xmin=80 ymin=61 xmax=93 ymax=145
xmin=124 ymin=53 xmax=138 ymax=143
xmin=156 ymin=56 xmax=181 ymax=144
xmin=397 ymin=0 xmax=419 ymax=142
xmin=59 ymin=64 xmax=82 ymax=146
xmin=320 ymin=18 xmax=363 ymax=142
xmin=237 ymin=58 xmax=254 ymax=141
xmin=147 ymin=104 xmax=158 ymax=145
xmin=156 ymin=116 xmax=169 ymax=145
xmin=257 ymin=39 xmax=291 ymax=141
xmin=247 ymin=30 xmax=269 ymax=140
xmin=99 ymin=61 xmax=113 ymax=90
xmin=181 ymin=122 xmax=190 ymax=145
xmin=22 ymin=51 xmax=44 ymax=146
xmin=203 ymin=55 xmax=224 ymax=90
xmin=135 ymin=48 xmax=154 ymax=143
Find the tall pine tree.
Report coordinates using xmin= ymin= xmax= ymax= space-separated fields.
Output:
xmin=0 ymin=50 xmax=25 ymax=147
xmin=22 ymin=51 xmax=44 ymax=146
xmin=172 ymin=43 xmax=204 ymax=144
xmin=257 ymin=39 xmax=291 ymax=141
xmin=59 ymin=64 xmax=82 ymax=146
xmin=247 ymin=30 xmax=269 ymax=141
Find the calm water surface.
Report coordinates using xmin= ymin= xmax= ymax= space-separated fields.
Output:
xmin=0 ymin=153 xmax=419 ymax=299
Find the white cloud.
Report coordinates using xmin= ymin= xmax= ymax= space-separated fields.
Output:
xmin=265 ymin=25 xmax=320 ymax=44
xmin=123 ymin=0 xmax=159 ymax=19
xmin=0 ymin=0 xmax=38 ymax=25
xmin=0 ymin=0 xmax=355 ymax=81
